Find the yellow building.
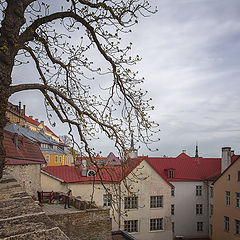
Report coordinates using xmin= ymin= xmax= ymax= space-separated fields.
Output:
xmin=25 ymin=116 xmax=60 ymax=143
xmin=212 ymin=153 xmax=240 ymax=240
xmin=6 ymin=102 xmax=26 ymax=127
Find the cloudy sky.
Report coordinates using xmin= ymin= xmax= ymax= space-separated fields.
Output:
xmin=10 ymin=0 xmax=240 ymax=158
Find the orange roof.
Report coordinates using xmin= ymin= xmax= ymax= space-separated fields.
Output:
xmin=4 ymin=130 xmax=45 ymax=165
xmin=42 ymin=157 xmax=144 ymax=183
xmin=25 ymin=116 xmax=59 ymax=139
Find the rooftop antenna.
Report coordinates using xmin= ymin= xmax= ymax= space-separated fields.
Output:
xmin=195 ymin=141 xmax=199 ymax=158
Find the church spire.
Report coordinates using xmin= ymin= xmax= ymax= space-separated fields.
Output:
xmin=195 ymin=142 xmax=199 ymax=158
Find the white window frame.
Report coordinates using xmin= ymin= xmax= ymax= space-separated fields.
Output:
xmin=124 ymin=196 xmax=138 ymax=209
xmin=196 ymin=185 xmax=202 ymax=196
xmin=150 ymin=218 xmax=163 ymax=231
xmin=225 ymin=191 xmax=230 ymax=206
xmin=150 ymin=196 xmax=163 ymax=208
xmin=196 ymin=204 xmax=203 ymax=215
xmin=45 ymin=155 xmax=50 ymax=162
xmin=235 ymin=193 xmax=240 ymax=208
xmin=169 ymin=169 xmax=174 ymax=178
xmin=224 ymin=216 xmax=229 ymax=232
xmin=171 ymin=204 xmax=174 ymax=215
xmin=197 ymin=222 xmax=203 ymax=232
xmin=103 ymin=194 xmax=112 ymax=207
xmin=235 ymin=219 xmax=240 ymax=235
xmin=124 ymin=220 xmax=138 ymax=232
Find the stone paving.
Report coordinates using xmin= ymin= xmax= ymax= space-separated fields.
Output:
xmin=42 ymin=203 xmax=80 ymax=215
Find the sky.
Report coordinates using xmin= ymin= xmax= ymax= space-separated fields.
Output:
xmin=10 ymin=0 xmax=240 ymax=158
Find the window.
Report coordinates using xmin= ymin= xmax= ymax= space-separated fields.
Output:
xmin=225 ymin=191 xmax=230 ymax=206
xmin=150 ymin=218 xmax=163 ymax=231
xmin=55 ymin=156 xmax=58 ymax=163
xmin=171 ymin=204 xmax=174 ymax=215
xmin=210 ymin=204 xmax=213 ymax=216
xmin=124 ymin=220 xmax=138 ymax=232
xmin=150 ymin=196 xmax=163 ymax=208
xmin=228 ymin=174 xmax=231 ymax=181
xmin=171 ymin=188 xmax=175 ymax=197
xmin=197 ymin=222 xmax=203 ymax=231
xmin=196 ymin=204 xmax=203 ymax=214
xmin=59 ymin=156 xmax=62 ymax=163
xmin=103 ymin=194 xmax=112 ymax=207
xmin=236 ymin=193 xmax=240 ymax=208
xmin=224 ymin=216 xmax=229 ymax=232
xmin=238 ymin=171 xmax=240 ymax=181
xmin=235 ymin=219 xmax=240 ymax=235
xmin=45 ymin=155 xmax=49 ymax=162
xmin=169 ymin=169 xmax=174 ymax=178
xmin=210 ymin=186 xmax=214 ymax=198
xmin=172 ymin=222 xmax=175 ymax=232
xmin=124 ymin=196 xmax=138 ymax=209
xmin=196 ymin=185 xmax=202 ymax=196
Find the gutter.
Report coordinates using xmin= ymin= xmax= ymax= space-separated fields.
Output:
xmin=40 ymin=170 xmax=65 ymax=183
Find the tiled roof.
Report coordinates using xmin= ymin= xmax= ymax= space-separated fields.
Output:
xmin=42 ymin=158 xmax=143 ymax=183
xmin=146 ymin=153 xmax=221 ymax=182
xmin=3 ymin=130 xmax=45 ymax=165
xmin=5 ymin=124 xmax=59 ymax=145
xmin=25 ymin=116 xmax=59 ymax=139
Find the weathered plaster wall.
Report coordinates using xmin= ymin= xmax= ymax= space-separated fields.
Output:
xmin=48 ymin=209 xmax=112 ymax=240
xmin=5 ymin=164 xmax=41 ymax=197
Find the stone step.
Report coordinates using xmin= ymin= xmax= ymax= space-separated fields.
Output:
xmin=2 ymin=227 xmax=69 ymax=240
xmin=0 ymin=198 xmax=43 ymax=219
xmin=0 ymin=212 xmax=55 ymax=238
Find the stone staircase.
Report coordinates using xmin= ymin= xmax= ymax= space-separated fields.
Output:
xmin=0 ymin=172 xmax=69 ymax=240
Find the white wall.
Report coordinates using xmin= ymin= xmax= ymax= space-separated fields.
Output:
xmin=6 ymin=164 xmax=41 ymax=197
xmin=171 ymin=181 xmax=209 ymax=237
xmin=41 ymin=160 xmax=173 ymax=240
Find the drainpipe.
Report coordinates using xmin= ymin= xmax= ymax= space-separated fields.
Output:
xmin=118 ymin=182 xmax=121 ymax=230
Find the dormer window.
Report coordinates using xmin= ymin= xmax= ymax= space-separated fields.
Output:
xmin=87 ymin=169 xmax=96 ymax=177
xmin=169 ymin=169 xmax=174 ymax=178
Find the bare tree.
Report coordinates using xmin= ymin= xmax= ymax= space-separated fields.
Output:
xmin=0 ymin=0 xmax=159 ymax=179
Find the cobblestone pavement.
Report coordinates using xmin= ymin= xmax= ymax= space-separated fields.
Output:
xmin=42 ymin=203 xmax=79 ymax=215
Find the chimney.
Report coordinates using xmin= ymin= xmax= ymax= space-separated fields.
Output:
xmin=23 ymin=105 xmax=26 ymax=114
xmin=29 ymin=115 xmax=33 ymax=119
xmin=35 ymin=118 xmax=39 ymax=122
xmin=40 ymin=120 xmax=44 ymax=125
xmin=18 ymin=102 xmax=21 ymax=112
xmin=182 ymin=150 xmax=186 ymax=154
xmin=221 ymin=147 xmax=231 ymax=173
xmin=81 ymin=159 xmax=87 ymax=176
xmin=14 ymin=133 xmax=18 ymax=149
xmin=231 ymin=150 xmax=234 ymax=157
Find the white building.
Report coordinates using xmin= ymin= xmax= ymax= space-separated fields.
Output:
xmin=41 ymin=157 xmax=173 ymax=240
xmin=145 ymin=151 xmax=221 ymax=239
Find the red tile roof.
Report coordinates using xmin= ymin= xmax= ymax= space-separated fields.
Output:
xmin=146 ymin=153 xmax=221 ymax=182
xmin=42 ymin=158 xmax=143 ymax=183
xmin=25 ymin=116 xmax=59 ymax=139
xmin=4 ymin=130 xmax=45 ymax=165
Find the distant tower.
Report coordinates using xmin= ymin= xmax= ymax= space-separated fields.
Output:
xmin=128 ymin=132 xmax=138 ymax=159
xmin=195 ymin=142 xmax=199 ymax=158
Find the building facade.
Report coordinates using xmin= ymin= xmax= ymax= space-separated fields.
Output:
xmin=146 ymin=151 xmax=221 ymax=239
xmin=41 ymin=159 xmax=173 ymax=240
xmin=212 ymin=151 xmax=240 ymax=240
xmin=5 ymin=123 xmax=74 ymax=167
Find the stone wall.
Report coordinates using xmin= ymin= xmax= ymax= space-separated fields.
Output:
xmin=5 ymin=164 xmax=41 ymax=197
xmin=48 ymin=209 xmax=112 ymax=240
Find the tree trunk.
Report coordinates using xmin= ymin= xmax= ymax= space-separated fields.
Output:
xmin=0 ymin=0 xmax=29 ymax=179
